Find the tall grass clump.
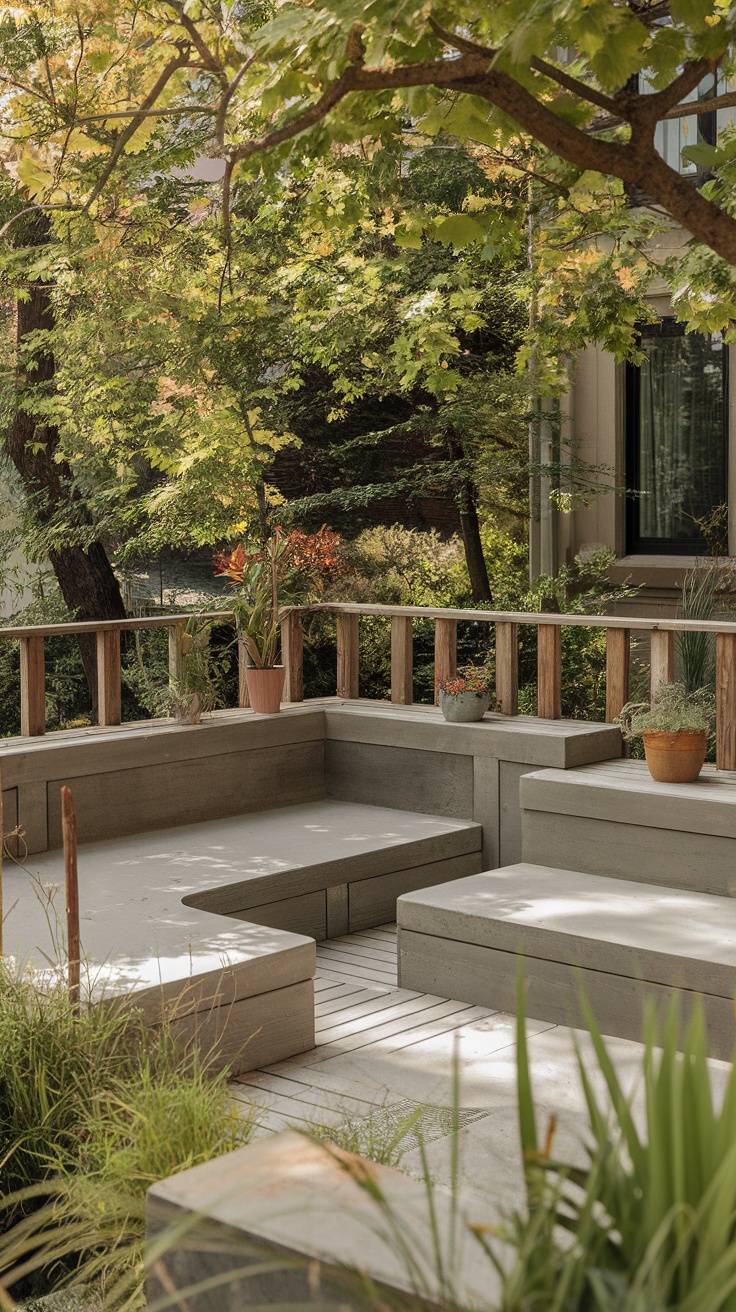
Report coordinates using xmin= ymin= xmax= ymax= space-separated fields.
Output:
xmin=0 ymin=962 xmax=251 ymax=1308
xmin=496 ymin=979 xmax=736 ymax=1311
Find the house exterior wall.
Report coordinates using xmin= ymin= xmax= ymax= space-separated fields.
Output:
xmin=549 ymin=260 xmax=736 ymax=616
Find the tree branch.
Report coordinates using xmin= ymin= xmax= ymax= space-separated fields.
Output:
xmin=216 ymin=56 xmax=256 ymax=147
xmin=75 ymin=105 xmax=217 ymax=123
xmin=226 ymin=45 xmax=736 ymax=263
xmin=231 ymin=51 xmax=491 ymax=164
xmin=642 ymin=55 xmax=721 ymax=120
xmin=165 ymin=2 xmax=227 ymax=87
xmin=529 ymin=56 xmax=619 ymax=115
xmin=0 ymin=202 xmax=82 ymax=240
xmin=83 ymin=46 xmax=194 ymax=209
xmin=428 ymin=19 xmax=619 ymax=116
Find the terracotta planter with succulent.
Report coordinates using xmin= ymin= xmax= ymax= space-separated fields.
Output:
xmin=438 ymin=665 xmax=492 ymax=723
xmin=617 ymin=682 xmax=714 ymax=784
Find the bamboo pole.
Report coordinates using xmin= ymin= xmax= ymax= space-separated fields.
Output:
xmin=61 ymin=786 xmax=80 ymax=1010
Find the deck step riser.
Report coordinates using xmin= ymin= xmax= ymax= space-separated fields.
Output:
xmin=398 ymin=929 xmax=736 ymax=1061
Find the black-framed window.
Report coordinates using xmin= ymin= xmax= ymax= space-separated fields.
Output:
xmin=626 ymin=320 xmax=728 ymax=555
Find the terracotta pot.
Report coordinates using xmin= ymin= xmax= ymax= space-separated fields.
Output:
xmin=439 ymin=689 xmax=491 ymax=723
xmin=642 ymin=730 xmax=707 ymax=784
xmin=245 ymin=665 xmax=285 ymax=715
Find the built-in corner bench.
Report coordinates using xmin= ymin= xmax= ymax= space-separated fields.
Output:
xmin=398 ymin=759 xmax=736 ymax=1059
xmin=5 ymin=800 xmax=481 ymax=1075
xmin=397 ymin=861 xmax=736 ymax=1060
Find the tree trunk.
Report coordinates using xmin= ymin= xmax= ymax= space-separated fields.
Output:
xmin=458 ymin=478 xmax=492 ymax=603
xmin=5 ymin=256 xmax=126 ymax=701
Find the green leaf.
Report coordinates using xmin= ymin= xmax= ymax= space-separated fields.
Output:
xmin=432 ymin=215 xmax=487 ymax=250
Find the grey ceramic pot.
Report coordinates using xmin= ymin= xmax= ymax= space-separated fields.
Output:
xmin=439 ymin=688 xmax=491 ymax=723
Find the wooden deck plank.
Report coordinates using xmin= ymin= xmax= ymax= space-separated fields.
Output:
xmin=316 ymin=991 xmax=400 ymax=1023
xmin=316 ymin=987 xmax=393 ymax=1019
xmin=235 ymin=1071 xmax=381 ymax=1117
xmin=316 ymin=958 xmax=396 ymax=983
xmin=306 ymin=1000 xmax=487 ymax=1062
xmin=317 ymin=941 xmax=397 ymax=966
xmin=316 ymin=993 xmax=453 ymax=1045
xmin=315 ymin=962 xmax=398 ymax=987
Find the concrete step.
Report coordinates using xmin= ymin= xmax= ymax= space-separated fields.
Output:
xmin=520 ymin=759 xmax=736 ymax=897
xmin=396 ymin=864 xmax=736 ymax=1057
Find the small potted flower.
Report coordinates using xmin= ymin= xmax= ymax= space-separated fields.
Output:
xmin=438 ymin=664 xmax=492 ymax=723
xmin=616 ymin=681 xmax=715 ymax=783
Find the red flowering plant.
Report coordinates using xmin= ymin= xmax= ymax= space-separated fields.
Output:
xmin=438 ymin=663 xmax=492 ymax=696
xmin=213 ymin=526 xmax=348 ymax=667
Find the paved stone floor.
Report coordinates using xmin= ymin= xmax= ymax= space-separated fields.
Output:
xmin=232 ymin=924 xmax=731 ymax=1224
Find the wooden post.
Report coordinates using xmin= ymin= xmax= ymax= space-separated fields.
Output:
xmin=434 ymin=618 xmax=457 ymax=704
xmin=650 ymin=628 xmax=675 ymax=698
xmin=61 ymin=785 xmax=80 ymax=1011
xmin=237 ymin=636 xmax=250 ymax=708
xmin=281 ymin=611 xmax=304 ymax=704
xmin=336 ymin=613 xmax=359 ymax=699
xmin=391 ymin=616 xmax=413 ymax=705
xmin=537 ymin=623 xmax=562 ymax=720
xmin=0 ymin=768 xmax=3 ymax=958
xmin=96 ymin=629 xmax=121 ymax=727
xmin=495 ymin=621 xmax=519 ymax=715
xmin=168 ymin=621 xmax=186 ymax=686
xmin=605 ymin=627 xmax=630 ymax=723
xmin=716 ymin=632 xmax=736 ymax=770
xmin=20 ymin=635 xmax=45 ymax=737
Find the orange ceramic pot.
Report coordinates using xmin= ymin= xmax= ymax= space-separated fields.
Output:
xmin=642 ymin=730 xmax=707 ymax=784
xmin=245 ymin=665 xmax=285 ymax=715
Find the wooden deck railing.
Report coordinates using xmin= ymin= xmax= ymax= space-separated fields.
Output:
xmin=282 ymin=603 xmax=736 ymax=771
xmin=3 ymin=601 xmax=736 ymax=770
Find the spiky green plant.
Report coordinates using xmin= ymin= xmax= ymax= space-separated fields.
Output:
xmin=677 ymin=566 xmax=720 ymax=694
xmin=497 ymin=972 xmax=736 ymax=1311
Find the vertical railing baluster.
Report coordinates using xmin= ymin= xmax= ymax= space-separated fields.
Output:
xmin=20 ymin=635 xmax=45 ymax=737
xmin=495 ymin=621 xmax=519 ymax=715
xmin=650 ymin=627 xmax=675 ymax=697
xmin=391 ymin=616 xmax=413 ymax=705
xmin=281 ymin=610 xmax=304 ymax=703
xmin=605 ymin=627 xmax=630 ymax=723
xmin=96 ymin=628 xmax=121 ymax=726
xmin=434 ymin=617 xmax=457 ymax=704
xmin=336 ymin=613 xmax=359 ymax=699
xmin=537 ymin=623 xmax=562 ymax=719
xmin=168 ymin=621 xmax=186 ymax=687
xmin=237 ymin=635 xmax=250 ymax=708
xmin=716 ymin=632 xmax=736 ymax=770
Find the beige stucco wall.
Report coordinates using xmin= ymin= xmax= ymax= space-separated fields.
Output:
xmin=552 ymin=273 xmax=736 ymax=614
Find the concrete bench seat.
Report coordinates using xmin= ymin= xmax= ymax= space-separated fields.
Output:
xmin=4 ymin=799 xmax=480 ymax=1074
xmin=521 ymin=760 xmax=736 ymax=896
xmin=397 ymin=864 xmax=736 ymax=1058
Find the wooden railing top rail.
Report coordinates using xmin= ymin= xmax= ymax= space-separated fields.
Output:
xmin=288 ymin=601 xmax=736 ymax=637
xmin=0 ymin=611 xmax=234 ymax=641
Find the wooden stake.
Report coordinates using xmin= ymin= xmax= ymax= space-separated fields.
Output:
xmin=61 ymin=786 xmax=80 ymax=1010
xmin=0 ymin=769 xmax=3 ymax=958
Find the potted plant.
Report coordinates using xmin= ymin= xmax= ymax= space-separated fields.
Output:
xmin=616 ymin=681 xmax=715 ymax=783
xmin=438 ymin=665 xmax=492 ymax=723
xmin=216 ymin=530 xmax=294 ymax=715
xmin=131 ymin=615 xmax=218 ymax=725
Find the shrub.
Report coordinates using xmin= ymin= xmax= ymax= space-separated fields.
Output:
xmin=0 ymin=965 xmax=250 ymax=1307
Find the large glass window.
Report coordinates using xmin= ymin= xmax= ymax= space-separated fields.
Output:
xmin=626 ymin=321 xmax=728 ymax=554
